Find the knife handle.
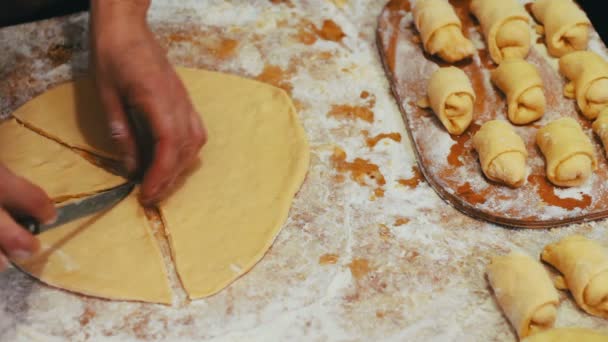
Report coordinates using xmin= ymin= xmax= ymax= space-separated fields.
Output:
xmin=15 ymin=216 xmax=40 ymax=235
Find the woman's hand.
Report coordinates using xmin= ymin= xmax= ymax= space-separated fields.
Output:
xmin=90 ymin=0 xmax=207 ymax=206
xmin=0 ymin=165 xmax=56 ymax=271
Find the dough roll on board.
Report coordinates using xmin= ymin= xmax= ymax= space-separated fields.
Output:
xmin=470 ymin=0 xmax=530 ymax=64
xmin=491 ymin=59 xmax=546 ymax=125
xmin=423 ymin=66 xmax=475 ymax=135
xmin=559 ymin=51 xmax=608 ymax=120
xmin=472 ymin=120 xmax=527 ymax=187
xmin=592 ymin=109 xmax=608 ymax=155
xmin=536 ymin=118 xmax=597 ymax=187
xmin=522 ymin=328 xmax=608 ymax=342
xmin=486 ymin=253 xmax=560 ymax=339
xmin=531 ymin=0 xmax=591 ymax=57
xmin=541 ymin=235 xmax=608 ymax=319
xmin=413 ymin=0 xmax=474 ymax=63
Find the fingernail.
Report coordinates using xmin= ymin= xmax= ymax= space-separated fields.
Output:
xmin=44 ymin=212 xmax=58 ymax=225
xmin=10 ymin=249 xmax=32 ymax=261
xmin=125 ymin=156 xmax=136 ymax=173
xmin=0 ymin=254 xmax=8 ymax=270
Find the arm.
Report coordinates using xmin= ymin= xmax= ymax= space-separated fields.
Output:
xmin=90 ymin=0 xmax=207 ymax=205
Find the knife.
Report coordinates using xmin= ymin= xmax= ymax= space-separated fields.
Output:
xmin=16 ymin=182 xmax=135 ymax=235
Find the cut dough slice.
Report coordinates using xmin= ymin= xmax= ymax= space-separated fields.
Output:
xmin=559 ymin=51 xmax=608 ymax=120
xmin=491 ymin=59 xmax=545 ymax=125
xmin=12 ymin=78 xmax=120 ymax=160
xmin=473 ymin=120 xmax=527 ymax=187
xmin=541 ymin=235 xmax=608 ymax=318
xmin=486 ymin=252 xmax=560 ymax=339
xmin=523 ymin=328 xmax=608 ymax=342
xmin=413 ymin=0 xmax=474 ymax=63
xmin=536 ymin=117 xmax=597 ymax=187
xmin=531 ymin=0 xmax=591 ymax=57
xmin=423 ymin=66 xmax=475 ymax=135
xmin=16 ymin=192 xmax=173 ymax=304
xmin=470 ymin=0 xmax=530 ymax=64
xmin=161 ymin=68 xmax=310 ymax=299
xmin=592 ymin=109 xmax=608 ymax=155
xmin=0 ymin=119 xmax=124 ymax=201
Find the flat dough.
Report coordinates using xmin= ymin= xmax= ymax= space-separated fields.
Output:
xmin=486 ymin=252 xmax=560 ymax=339
xmin=523 ymin=328 xmax=608 ymax=342
xmin=162 ymin=68 xmax=310 ymax=299
xmin=12 ymin=78 xmax=120 ymax=160
xmin=491 ymin=59 xmax=545 ymax=125
xmin=470 ymin=0 xmax=530 ymax=64
xmin=559 ymin=51 xmax=608 ymax=120
xmin=541 ymin=235 xmax=608 ymax=318
xmin=592 ymin=109 xmax=608 ymax=155
xmin=473 ymin=120 xmax=527 ymax=187
xmin=531 ymin=0 xmax=591 ymax=58
xmin=0 ymin=119 xmax=124 ymax=202
xmin=413 ymin=0 xmax=474 ymax=63
xmin=11 ymin=68 xmax=310 ymax=300
xmin=16 ymin=192 xmax=173 ymax=304
xmin=425 ymin=66 xmax=475 ymax=135
xmin=536 ymin=117 xmax=597 ymax=187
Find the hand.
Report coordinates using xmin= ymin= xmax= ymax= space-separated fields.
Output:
xmin=90 ymin=0 xmax=207 ymax=206
xmin=0 ymin=165 xmax=56 ymax=271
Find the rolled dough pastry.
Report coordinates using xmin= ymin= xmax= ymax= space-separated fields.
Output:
xmin=473 ymin=120 xmax=527 ymax=187
xmin=536 ymin=118 xmax=597 ymax=187
xmin=486 ymin=252 xmax=560 ymax=339
xmin=531 ymin=0 xmax=591 ymax=57
xmin=491 ymin=59 xmax=546 ymax=125
xmin=12 ymin=78 xmax=120 ymax=160
xmin=523 ymin=328 xmax=608 ymax=342
xmin=424 ymin=66 xmax=475 ymax=135
xmin=592 ymin=109 xmax=608 ymax=155
xmin=16 ymin=192 xmax=172 ymax=304
xmin=541 ymin=235 xmax=608 ymax=318
xmin=413 ymin=0 xmax=475 ymax=63
xmin=11 ymin=68 xmax=310 ymax=300
xmin=470 ymin=0 xmax=531 ymax=64
xmin=0 ymin=119 xmax=124 ymax=202
xmin=559 ymin=51 xmax=608 ymax=120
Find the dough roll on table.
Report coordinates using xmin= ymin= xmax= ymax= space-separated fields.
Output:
xmin=536 ymin=117 xmax=597 ymax=187
xmin=559 ymin=51 xmax=608 ymax=120
xmin=531 ymin=0 xmax=591 ymax=57
xmin=522 ymin=328 xmax=608 ymax=342
xmin=470 ymin=0 xmax=530 ymax=64
xmin=541 ymin=235 xmax=608 ymax=319
xmin=472 ymin=120 xmax=527 ymax=187
xmin=422 ymin=66 xmax=475 ymax=135
xmin=413 ymin=0 xmax=474 ymax=63
xmin=486 ymin=253 xmax=560 ymax=339
xmin=592 ymin=109 xmax=608 ymax=155
xmin=491 ymin=59 xmax=546 ymax=125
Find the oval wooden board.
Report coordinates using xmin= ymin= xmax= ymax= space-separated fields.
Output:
xmin=377 ymin=0 xmax=608 ymax=228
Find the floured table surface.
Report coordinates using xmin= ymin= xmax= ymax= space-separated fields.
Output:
xmin=378 ymin=0 xmax=608 ymax=228
xmin=0 ymin=1 xmax=607 ymax=341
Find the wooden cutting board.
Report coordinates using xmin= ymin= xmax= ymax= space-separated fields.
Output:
xmin=377 ymin=0 xmax=608 ymax=228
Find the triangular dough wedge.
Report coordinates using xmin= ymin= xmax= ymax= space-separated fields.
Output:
xmin=16 ymin=192 xmax=173 ymax=304
xmin=0 ymin=119 xmax=123 ymax=201
xmin=160 ymin=69 xmax=309 ymax=298
xmin=12 ymin=78 xmax=120 ymax=160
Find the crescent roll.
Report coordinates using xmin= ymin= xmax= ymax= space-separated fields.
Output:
xmin=559 ymin=51 xmax=608 ymax=120
xmin=413 ymin=0 xmax=475 ymax=63
xmin=426 ymin=66 xmax=475 ymax=135
xmin=491 ymin=60 xmax=546 ymax=125
xmin=470 ymin=0 xmax=531 ymax=64
xmin=487 ymin=253 xmax=560 ymax=339
xmin=536 ymin=118 xmax=597 ymax=187
xmin=531 ymin=0 xmax=591 ymax=57
xmin=473 ymin=120 xmax=527 ymax=187
xmin=592 ymin=109 xmax=608 ymax=155
xmin=542 ymin=235 xmax=608 ymax=319
xmin=523 ymin=328 xmax=608 ymax=342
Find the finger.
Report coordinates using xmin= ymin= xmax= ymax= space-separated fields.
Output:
xmin=0 ymin=252 xmax=8 ymax=272
xmin=0 ymin=166 xmax=56 ymax=224
xmin=98 ymin=85 xmax=139 ymax=174
xmin=140 ymin=135 xmax=179 ymax=205
xmin=0 ymin=209 xmax=39 ymax=260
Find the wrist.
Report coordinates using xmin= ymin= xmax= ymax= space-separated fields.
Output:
xmin=90 ymin=0 xmax=151 ymax=40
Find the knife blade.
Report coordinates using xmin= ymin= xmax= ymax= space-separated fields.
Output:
xmin=16 ymin=182 xmax=135 ymax=235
